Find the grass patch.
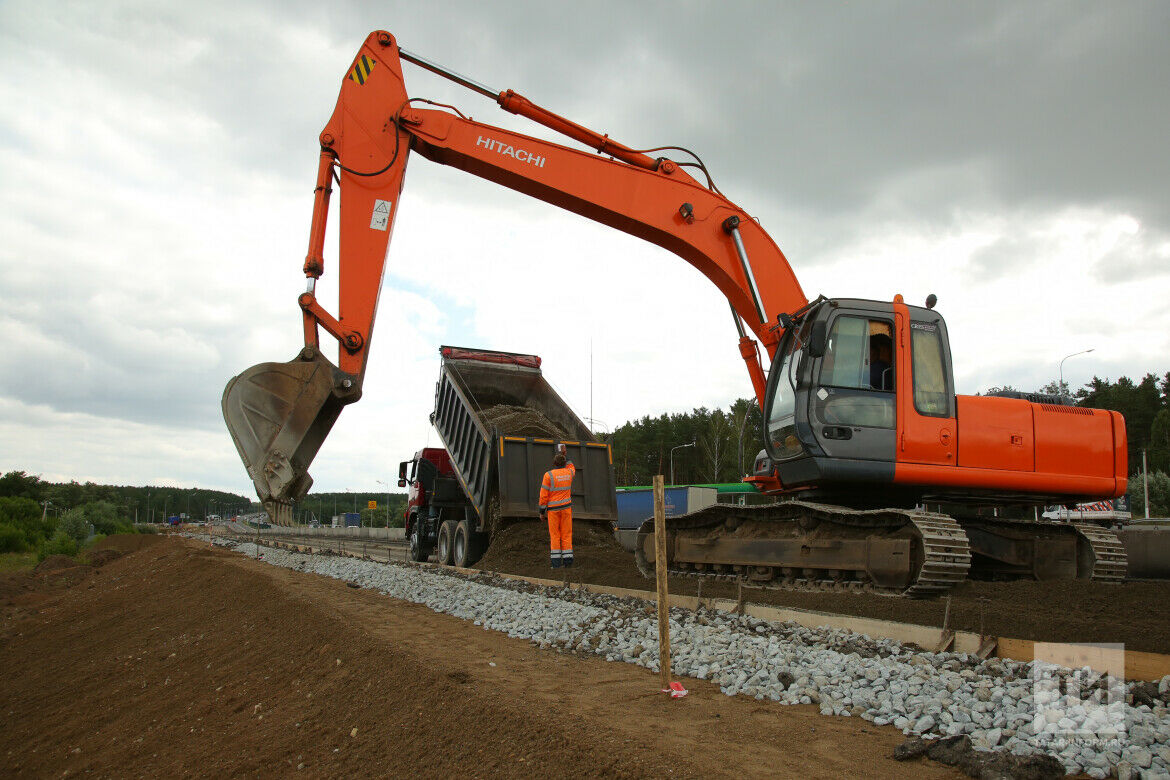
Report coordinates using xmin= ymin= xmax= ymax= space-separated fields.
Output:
xmin=0 ymin=551 xmax=38 ymax=573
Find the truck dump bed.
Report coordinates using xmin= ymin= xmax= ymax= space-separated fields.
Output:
xmin=430 ymin=346 xmax=617 ymax=529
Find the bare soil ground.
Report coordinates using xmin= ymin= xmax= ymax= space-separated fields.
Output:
xmin=0 ymin=535 xmax=959 ymax=778
xmin=475 ymin=522 xmax=1170 ymax=653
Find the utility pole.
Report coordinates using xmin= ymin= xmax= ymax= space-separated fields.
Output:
xmin=1143 ymin=449 xmax=1150 ymax=519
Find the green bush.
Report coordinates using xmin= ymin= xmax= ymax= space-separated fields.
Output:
xmin=0 ymin=496 xmax=52 ymax=547
xmin=0 ymin=523 xmax=28 ymax=553
xmin=57 ymin=509 xmax=89 ymax=544
xmin=1129 ymin=471 xmax=1170 ymax=517
xmin=38 ymin=530 xmax=78 ymax=560
xmin=75 ymin=501 xmax=120 ymax=535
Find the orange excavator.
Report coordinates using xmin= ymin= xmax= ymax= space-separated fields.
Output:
xmin=223 ymin=31 xmax=1128 ymax=596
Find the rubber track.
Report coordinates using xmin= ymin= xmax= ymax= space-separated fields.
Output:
xmin=634 ymin=500 xmax=971 ymax=599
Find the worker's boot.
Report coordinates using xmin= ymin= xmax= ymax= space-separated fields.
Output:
xmin=550 ymin=555 xmax=562 ymax=569
xmin=563 ymin=553 xmax=573 ymax=568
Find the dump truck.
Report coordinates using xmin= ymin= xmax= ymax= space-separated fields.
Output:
xmin=396 ymin=346 xmax=617 ymax=567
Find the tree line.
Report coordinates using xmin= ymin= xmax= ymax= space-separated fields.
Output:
xmin=608 ymin=398 xmax=762 ymax=486
xmin=292 ymin=492 xmax=408 ymax=528
xmin=0 ymin=471 xmax=256 ymax=523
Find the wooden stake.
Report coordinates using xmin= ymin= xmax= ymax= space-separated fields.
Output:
xmin=652 ymin=475 xmax=671 ymax=690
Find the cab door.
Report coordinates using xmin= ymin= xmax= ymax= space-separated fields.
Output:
xmin=893 ymin=299 xmax=956 ymax=467
xmin=807 ymin=306 xmax=898 ymax=463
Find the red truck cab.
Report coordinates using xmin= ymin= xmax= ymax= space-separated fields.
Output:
xmin=398 ymin=447 xmax=478 ymax=565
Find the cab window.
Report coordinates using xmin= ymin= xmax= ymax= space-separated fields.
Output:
xmin=766 ymin=336 xmax=804 ymax=460
xmin=816 ymin=316 xmax=895 ymax=428
xmin=911 ymin=322 xmax=949 ymax=417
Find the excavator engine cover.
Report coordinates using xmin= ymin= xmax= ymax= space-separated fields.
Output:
xmin=222 ymin=348 xmax=361 ymax=524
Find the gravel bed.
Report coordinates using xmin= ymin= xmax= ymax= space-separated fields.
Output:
xmin=205 ymin=535 xmax=1170 ymax=778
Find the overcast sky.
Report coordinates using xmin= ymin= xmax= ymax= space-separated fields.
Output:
xmin=2 ymin=1 xmax=1167 ymax=498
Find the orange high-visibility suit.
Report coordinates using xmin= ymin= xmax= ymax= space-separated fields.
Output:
xmin=539 ymin=461 xmax=576 ymax=567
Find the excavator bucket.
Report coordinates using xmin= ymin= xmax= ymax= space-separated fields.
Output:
xmin=222 ymin=347 xmax=361 ymax=525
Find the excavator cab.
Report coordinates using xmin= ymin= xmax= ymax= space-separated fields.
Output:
xmin=761 ymin=296 xmax=956 ymax=505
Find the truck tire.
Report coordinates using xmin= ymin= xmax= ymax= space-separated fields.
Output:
xmin=408 ymin=514 xmax=430 ymax=562
xmin=453 ymin=519 xmax=481 ymax=568
xmin=436 ymin=520 xmax=456 ymax=566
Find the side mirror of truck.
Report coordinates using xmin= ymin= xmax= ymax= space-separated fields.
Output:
xmin=397 ymin=478 xmax=407 ymax=488
xmin=808 ymin=321 xmax=827 ymax=358
xmin=398 ymin=461 xmax=408 ymax=480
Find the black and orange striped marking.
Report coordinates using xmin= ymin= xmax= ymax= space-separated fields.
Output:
xmin=348 ymin=55 xmax=376 ymax=85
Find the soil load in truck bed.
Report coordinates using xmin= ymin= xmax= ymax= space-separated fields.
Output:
xmin=430 ymin=346 xmax=617 ymax=528
xmin=479 ymin=403 xmax=567 ymax=439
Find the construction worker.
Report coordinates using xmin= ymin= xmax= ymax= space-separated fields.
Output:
xmin=539 ymin=445 xmax=575 ymax=568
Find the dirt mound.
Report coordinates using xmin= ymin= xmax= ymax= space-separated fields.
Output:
xmin=34 ymin=555 xmax=83 ymax=573
xmin=480 ymin=404 xmax=568 ymax=438
xmin=84 ymin=549 xmax=123 ymax=567
xmin=475 ymin=520 xmax=645 ymax=586
xmin=92 ymin=533 xmax=162 ymax=554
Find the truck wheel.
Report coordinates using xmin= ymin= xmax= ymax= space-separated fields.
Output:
xmin=453 ymin=519 xmax=480 ymax=568
xmin=436 ymin=520 xmax=456 ymax=566
xmin=408 ymin=515 xmax=430 ymax=562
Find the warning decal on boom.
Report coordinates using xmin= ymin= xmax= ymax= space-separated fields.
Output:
xmin=348 ymin=55 xmax=376 ymax=85
xmin=370 ymin=199 xmax=392 ymax=231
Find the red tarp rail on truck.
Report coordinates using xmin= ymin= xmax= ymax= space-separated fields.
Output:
xmin=440 ymin=345 xmax=541 ymax=369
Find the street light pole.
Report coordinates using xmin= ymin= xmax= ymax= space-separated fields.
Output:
xmin=1058 ymin=348 xmax=1094 ymax=399
xmin=670 ymin=441 xmax=696 ymax=486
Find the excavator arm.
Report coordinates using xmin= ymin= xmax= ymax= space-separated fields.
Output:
xmin=223 ymin=31 xmax=808 ymax=522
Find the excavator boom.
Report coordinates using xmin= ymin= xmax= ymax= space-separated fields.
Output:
xmin=223 ymin=31 xmax=806 ymax=522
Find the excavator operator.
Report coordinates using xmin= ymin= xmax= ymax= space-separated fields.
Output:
xmin=870 ymin=333 xmax=894 ymax=391
xmin=539 ymin=445 xmax=576 ymax=569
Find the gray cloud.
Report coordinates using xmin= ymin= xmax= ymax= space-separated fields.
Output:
xmin=1 ymin=0 xmax=1167 ymax=493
